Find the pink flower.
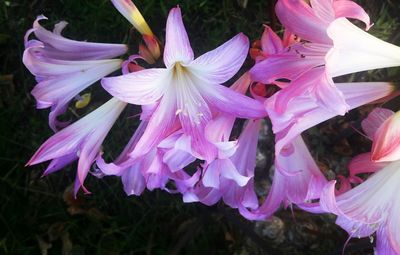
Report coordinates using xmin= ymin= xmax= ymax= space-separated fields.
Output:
xmin=251 ymin=0 xmax=390 ymax=116
xmin=172 ymin=73 xmax=257 ymax=210
xmin=23 ymin=16 xmax=127 ymax=131
xmin=239 ymin=135 xmax=327 ymax=220
xmin=267 ymin=77 xmax=396 ymax=156
xmin=102 ymin=7 xmax=266 ymax=162
xmin=301 ymin=108 xmax=400 ymax=254
xmin=370 ymin=110 xmax=400 ymax=162
xmin=27 ymin=98 xmax=127 ymax=195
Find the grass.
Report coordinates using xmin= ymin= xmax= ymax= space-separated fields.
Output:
xmin=0 ymin=0 xmax=399 ymax=254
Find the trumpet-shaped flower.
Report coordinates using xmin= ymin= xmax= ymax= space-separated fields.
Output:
xmin=306 ymin=109 xmax=400 ymax=254
xmin=102 ymin=7 xmax=266 ymax=162
xmin=27 ymin=98 xmax=127 ymax=195
xmin=239 ymin=135 xmax=327 ymax=220
xmin=370 ymin=110 xmax=400 ymax=162
xmin=23 ymin=16 xmax=127 ymax=131
xmin=111 ymin=0 xmax=160 ymax=60
xmin=251 ymin=0 xmax=384 ymax=116
xmin=266 ymin=74 xmax=396 ymax=155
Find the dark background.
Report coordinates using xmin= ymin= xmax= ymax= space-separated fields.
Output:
xmin=1 ymin=0 xmax=400 ymax=254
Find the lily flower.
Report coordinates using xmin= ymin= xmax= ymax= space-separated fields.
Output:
xmin=23 ymin=16 xmax=127 ymax=131
xmin=111 ymin=0 xmax=160 ymax=60
xmin=239 ymin=135 xmax=327 ymax=220
xmin=102 ymin=7 xmax=266 ymax=162
xmin=27 ymin=98 xmax=127 ymax=195
xmin=370 ymin=110 xmax=400 ymax=162
xmin=305 ymin=108 xmax=400 ymax=254
xmin=251 ymin=0 xmax=377 ymax=116
xmin=266 ymin=74 xmax=396 ymax=156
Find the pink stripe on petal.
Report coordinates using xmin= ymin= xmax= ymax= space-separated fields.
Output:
xmin=163 ymin=7 xmax=194 ymax=67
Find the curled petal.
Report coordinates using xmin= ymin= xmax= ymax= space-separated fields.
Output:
xmin=333 ymin=0 xmax=372 ymax=30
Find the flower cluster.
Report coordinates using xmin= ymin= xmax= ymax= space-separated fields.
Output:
xmin=24 ymin=0 xmax=400 ymax=253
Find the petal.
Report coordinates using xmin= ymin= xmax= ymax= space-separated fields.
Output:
xmin=189 ymin=33 xmax=249 ymax=84
xmin=204 ymin=84 xmax=266 ymax=119
xmin=110 ymin=0 xmax=153 ymax=36
xmin=276 ymin=136 xmax=327 ymax=203
xmin=202 ymin=161 xmax=221 ymax=188
xmin=31 ymin=15 xmax=127 ymax=60
xmin=361 ymin=107 xmax=395 ymax=140
xmin=376 ymin=227 xmax=399 ymax=255
xmin=310 ymin=70 xmax=348 ymax=115
xmin=310 ymin=0 xmax=335 ymax=22
xmin=121 ymin=163 xmax=146 ymax=196
xmin=42 ymin=153 xmax=77 ymax=176
xmin=163 ymin=148 xmax=196 ymax=172
xmin=130 ymin=94 xmax=178 ymax=159
xmin=260 ymin=25 xmax=284 ymax=55
xmin=335 ymin=216 xmax=376 ymax=238
xmin=270 ymin=81 xmax=395 ymax=154
xmin=371 ymin=111 xmax=400 ymax=162
xmin=333 ymin=0 xmax=372 ymax=30
xmin=219 ymin=159 xmax=251 ymax=187
xmin=163 ymin=7 xmax=194 ymax=67
xmin=101 ymin=68 xmax=168 ymax=105
xmin=275 ymin=0 xmax=331 ymax=44
xmin=326 ymin=18 xmax=400 ymax=78
xmin=348 ymin=153 xmax=389 ymax=178
xmin=250 ymin=54 xmax=324 ymax=84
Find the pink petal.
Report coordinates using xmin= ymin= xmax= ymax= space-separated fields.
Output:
xmin=204 ymin=84 xmax=266 ymax=119
xmin=163 ymin=7 xmax=194 ymax=68
xmin=361 ymin=107 xmax=395 ymax=140
xmin=121 ymin=164 xmax=146 ymax=196
xmin=189 ymin=33 xmax=249 ymax=84
xmin=163 ymin=148 xmax=195 ymax=172
xmin=333 ymin=0 xmax=372 ymax=30
xmin=310 ymin=0 xmax=335 ymax=22
xmin=310 ymin=70 xmax=348 ymax=115
xmin=376 ymin=227 xmax=399 ymax=255
xmin=260 ymin=25 xmax=284 ymax=55
xmin=30 ymin=15 xmax=127 ymax=60
xmin=275 ymin=0 xmax=331 ymax=44
xmin=130 ymin=94 xmax=178 ymax=159
xmin=371 ymin=111 xmax=400 ymax=162
xmin=250 ymin=54 xmax=324 ymax=84
xmin=348 ymin=153 xmax=389 ymax=178
xmin=101 ymin=68 xmax=168 ymax=105
xmin=202 ymin=161 xmax=221 ymax=188
xmin=219 ymin=159 xmax=251 ymax=187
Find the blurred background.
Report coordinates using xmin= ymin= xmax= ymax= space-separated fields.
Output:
xmin=1 ymin=0 xmax=400 ymax=254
